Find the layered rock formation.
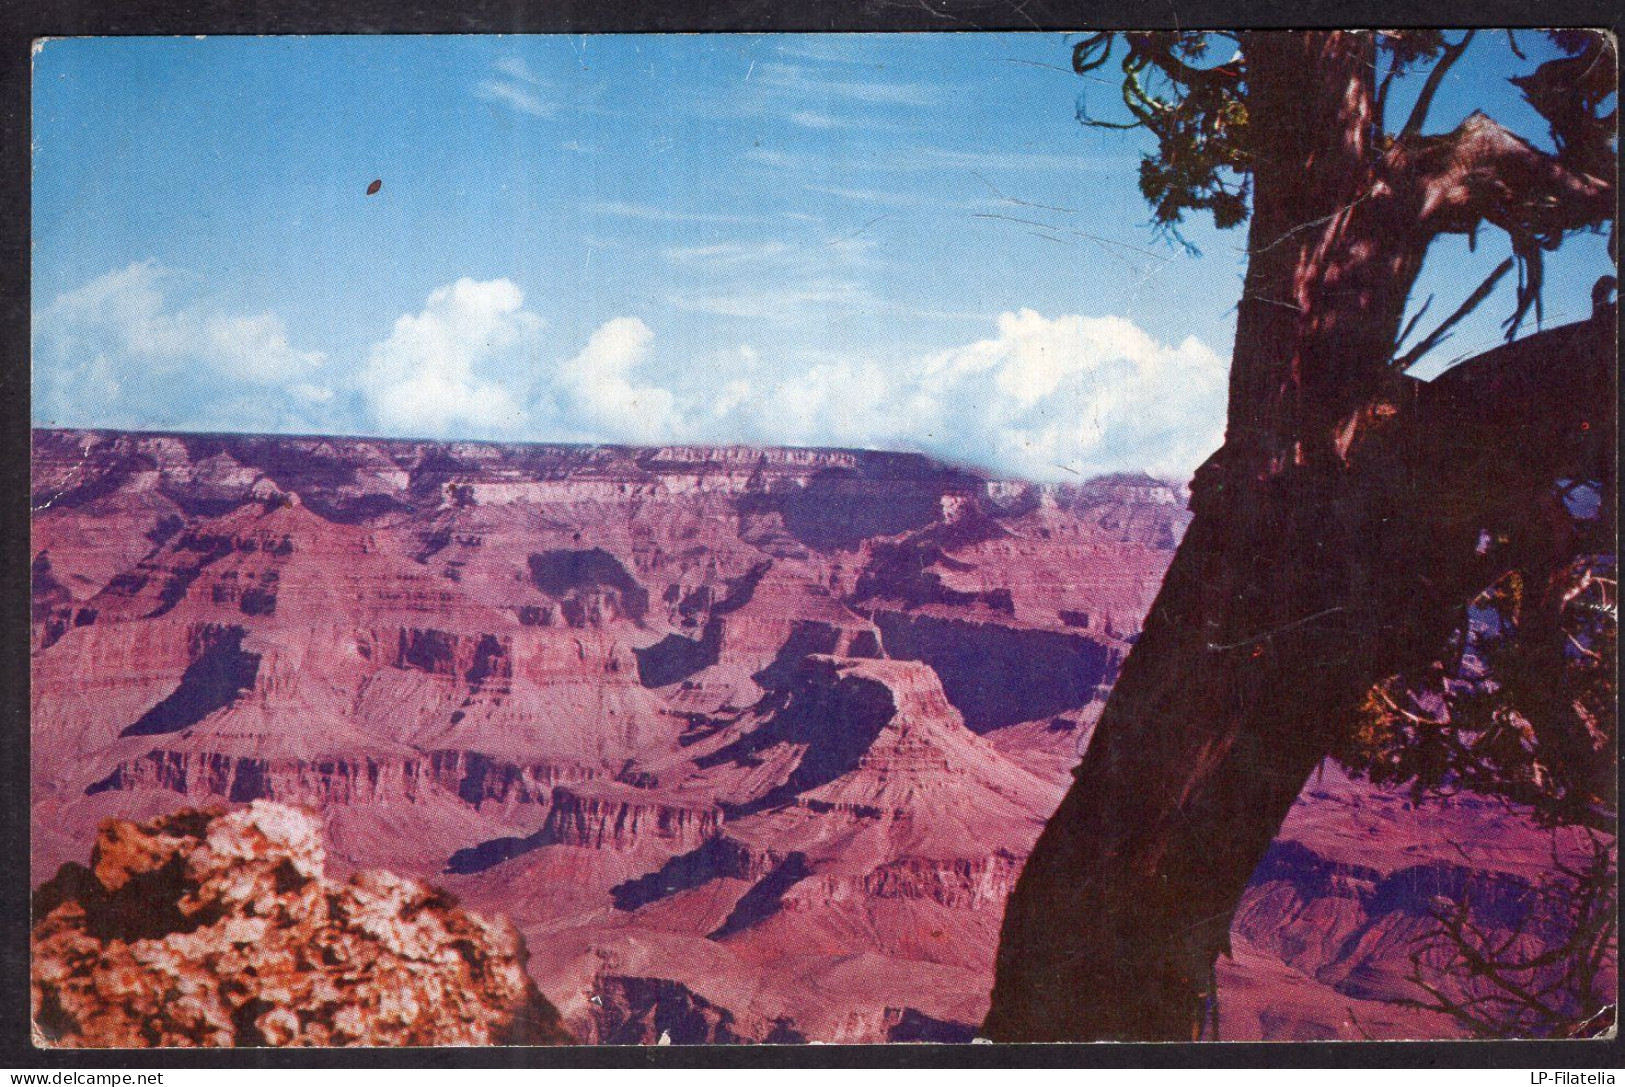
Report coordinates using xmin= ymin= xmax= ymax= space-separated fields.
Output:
xmin=32 ymin=801 xmax=574 ymax=1047
xmin=31 ymin=428 xmax=1604 ymax=1043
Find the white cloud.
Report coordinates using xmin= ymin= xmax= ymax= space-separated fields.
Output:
xmin=553 ymin=317 xmax=682 ymax=443
xmin=661 ymin=225 xmax=878 ymax=323
xmin=807 ymin=184 xmax=989 ymax=212
xmin=357 ymin=285 xmax=676 ymax=446
xmin=476 ymin=79 xmax=555 ymax=117
xmin=915 ymin=310 xmax=1226 ymax=479
xmin=590 ymin=201 xmax=767 ymax=225
xmin=772 ymin=41 xmax=890 ymax=67
xmin=359 ymin=278 xmax=543 ymax=437
xmin=713 ymin=374 xmax=754 ymax=417
xmin=663 ymin=241 xmax=792 ymax=267
xmin=789 ymin=110 xmax=841 ymax=129
xmin=475 ymin=55 xmax=557 ymax=117
xmin=752 ymin=62 xmax=941 ymax=107
xmin=33 ymin=260 xmax=329 ymax=433
xmin=494 ymin=55 xmax=544 ymax=85
xmin=288 ymin=382 xmax=335 ymax=404
xmin=555 ymin=308 xmax=1225 ymax=482
xmin=37 ymin=265 xmax=1224 ymax=484
xmin=640 ymin=310 xmax=1223 ymax=481
xmin=43 ymin=261 xmax=323 ymax=384
xmin=667 ymin=280 xmax=871 ymax=321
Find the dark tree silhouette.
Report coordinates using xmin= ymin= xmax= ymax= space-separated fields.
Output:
xmin=985 ymin=30 xmax=1616 ymax=1042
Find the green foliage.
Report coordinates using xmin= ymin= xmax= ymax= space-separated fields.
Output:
xmin=1074 ymin=29 xmax=1613 ymax=258
xmin=1073 ymin=32 xmax=1250 ymax=247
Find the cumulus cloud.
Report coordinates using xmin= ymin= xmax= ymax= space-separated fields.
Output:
xmin=667 ymin=309 xmax=1226 ymax=482
xmin=552 ymin=317 xmax=683 ymax=443
xmin=916 ymin=310 xmax=1226 ymax=480
xmin=551 ymin=308 xmax=1224 ymax=482
xmin=36 ymin=264 xmax=1224 ymax=484
xmin=360 ymin=278 xmax=543 ymax=438
xmin=33 ymin=260 xmax=330 ymax=433
xmin=358 ymin=282 xmax=682 ymax=445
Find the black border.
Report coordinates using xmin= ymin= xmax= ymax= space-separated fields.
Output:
xmin=2 ymin=0 xmax=1621 ymax=1070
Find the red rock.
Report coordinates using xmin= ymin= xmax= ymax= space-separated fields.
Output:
xmin=32 ymin=802 xmax=574 ymax=1047
xmin=32 ymin=428 xmax=1606 ymax=1044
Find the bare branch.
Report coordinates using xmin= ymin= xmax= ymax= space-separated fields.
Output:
xmin=1393 ymin=257 xmax=1515 ymax=370
xmin=1400 ymin=31 xmax=1476 ymax=141
xmin=1396 ymin=293 xmax=1434 ymax=352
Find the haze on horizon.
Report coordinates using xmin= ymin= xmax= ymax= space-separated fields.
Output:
xmin=31 ymin=33 xmax=1612 ymax=483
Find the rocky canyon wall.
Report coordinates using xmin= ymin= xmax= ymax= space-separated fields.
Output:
xmin=30 ymin=429 xmax=1603 ymax=1043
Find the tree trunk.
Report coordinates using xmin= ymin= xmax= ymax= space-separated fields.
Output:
xmin=983 ymin=310 xmax=1612 ymax=1045
xmin=983 ymin=30 xmax=1615 ymax=1043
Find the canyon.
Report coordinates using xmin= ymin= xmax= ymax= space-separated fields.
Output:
xmin=30 ymin=428 xmax=1607 ymax=1043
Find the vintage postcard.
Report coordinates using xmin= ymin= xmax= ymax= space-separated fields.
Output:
xmin=26 ymin=28 xmax=1617 ymax=1050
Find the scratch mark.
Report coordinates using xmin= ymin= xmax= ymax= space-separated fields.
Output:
xmin=831 ymin=214 xmax=888 ymax=246
xmin=1243 ymin=294 xmax=1307 ymax=314
xmin=972 ymin=175 xmax=1174 ymax=263
xmin=1206 ymin=607 xmax=1349 ymax=652
xmin=1004 ymin=57 xmax=1117 ymax=86
xmin=1250 ymin=193 xmax=1371 ymax=256
xmin=31 ymin=437 xmax=96 ymax=514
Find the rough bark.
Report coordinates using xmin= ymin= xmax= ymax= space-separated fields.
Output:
xmin=984 ymin=30 xmax=1615 ymax=1042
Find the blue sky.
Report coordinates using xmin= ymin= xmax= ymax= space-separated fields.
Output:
xmin=31 ymin=33 xmax=1613 ymax=481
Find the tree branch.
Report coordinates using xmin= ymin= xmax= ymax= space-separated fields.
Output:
xmin=1396 ymin=293 xmax=1434 ymax=350
xmin=1400 ymin=112 xmax=1613 ymax=340
xmin=1400 ymin=31 xmax=1476 ymax=141
xmin=1124 ymin=32 xmax=1244 ymax=91
xmin=1392 ymin=257 xmax=1515 ymax=369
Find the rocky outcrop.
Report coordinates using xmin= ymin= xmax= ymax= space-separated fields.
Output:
xmin=86 ymin=749 xmax=434 ymax=806
xmin=857 ymin=852 xmax=1026 ymax=911
xmin=445 ymin=786 xmax=722 ymax=875
xmin=32 ymin=802 xmax=574 ymax=1047
xmin=393 ymin=629 xmax=512 ymax=689
xmin=586 ymin=976 xmax=805 ymax=1045
xmin=528 ymin=549 xmax=649 ymax=627
xmin=1041 ymin=472 xmax=1190 ymax=549
xmin=1234 ymin=839 xmax=1565 ymax=1005
xmin=119 ymin=626 xmax=262 ymax=738
xmin=428 ymin=750 xmax=593 ymax=807
xmin=869 ymin=611 xmax=1120 ymax=732
xmin=539 ymin=786 xmax=722 ymax=851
